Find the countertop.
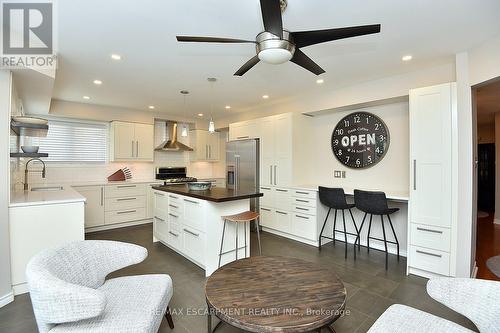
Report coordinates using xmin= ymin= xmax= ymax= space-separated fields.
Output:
xmin=152 ymin=184 xmax=263 ymax=203
xmin=10 ymin=186 xmax=86 ymax=208
xmin=291 ymin=184 xmax=409 ymax=202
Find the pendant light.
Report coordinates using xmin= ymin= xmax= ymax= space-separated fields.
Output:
xmin=207 ymin=78 xmax=216 ymax=133
xmin=180 ymin=90 xmax=189 ymax=137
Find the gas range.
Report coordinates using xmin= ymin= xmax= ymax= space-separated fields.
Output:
xmin=155 ymin=167 xmax=197 ymax=185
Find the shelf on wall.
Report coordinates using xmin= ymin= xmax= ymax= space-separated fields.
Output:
xmin=10 ymin=152 xmax=48 ymax=158
xmin=10 ymin=119 xmax=49 ymax=137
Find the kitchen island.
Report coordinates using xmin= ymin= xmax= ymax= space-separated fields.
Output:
xmin=151 ymin=185 xmax=263 ymax=276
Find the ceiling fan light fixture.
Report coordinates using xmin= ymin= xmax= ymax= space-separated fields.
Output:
xmin=258 ymin=48 xmax=293 ymax=64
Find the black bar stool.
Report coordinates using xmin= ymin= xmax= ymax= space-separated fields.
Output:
xmin=353 ymin=189 xmax=400 ymax=269
xmin=318 ymin=187 xmax=360 ymax=259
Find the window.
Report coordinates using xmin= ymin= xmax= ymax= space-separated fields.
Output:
xmin=34 ymin=119 xmax=108 ymax=163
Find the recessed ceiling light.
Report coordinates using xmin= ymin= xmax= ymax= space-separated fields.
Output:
xmin=262 ymin=95 xmax=269 ymax=99
xmin=83 ymin=96 xmax=90 ymax=100
xmin=148 ymin=105 xmax=155 ymax=110
xmin=198 ymin=113 xmax=204 ymax=117
xmin=111 ymin=54 xmax=121 ymax=60
xmin=225 ymin=105 xmax=231 ymax=109
xmin=402 ymin=55 xmax=412 ymax=61
xmin=93 ymin=79 xmax=102 ymax=85
xmin=316 ymin=79 xmax=324 ymax=84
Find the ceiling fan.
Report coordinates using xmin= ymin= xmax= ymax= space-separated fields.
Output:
xmin=176 ymin=0 xmax=381 ymax=76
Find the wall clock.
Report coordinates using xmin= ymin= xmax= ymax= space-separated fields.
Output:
xmin=331 ymin=112 xmax=390 ymax=169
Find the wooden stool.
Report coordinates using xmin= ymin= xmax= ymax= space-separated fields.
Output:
xmin=218 ymin=211 xmax=261 ymax=268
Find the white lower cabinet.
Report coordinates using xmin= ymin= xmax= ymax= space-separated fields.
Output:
xmin=259 ymin=187 xmax=320 ymax=246
xmin=153 ymin=190 xmax=206 ymax=267
xmin=74 ymin=185 xmax=105 ymax=228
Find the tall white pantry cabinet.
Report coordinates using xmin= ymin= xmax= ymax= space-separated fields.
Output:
xmin=408 ymin=82 xmax=458 ymax=278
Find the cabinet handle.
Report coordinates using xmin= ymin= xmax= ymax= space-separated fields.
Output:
xmin=296 ymin=215 xmax=309 ymax=219
xmin=117 ymin=197 xmax=136 ymax=201
xmin=270 ymin=165 xmax=273 ymax=184
xmin=155 ymin=192 xmax=165 ymax=196
xmin=276 ymin=189 xmax=288 ymax=192
xmin=117 ymin=210 xmax=136 ymax=215
xmin=274 ymin=165 xmax=277 ymax=185
xmin=183 ymin=228 xmax=199 ymax=237
xmin=276 ymin=210 xmax=287 ymax=215
xmin=295 ymin=191 xmax=309 ymax=195
xmin=117 ymin=185 xmax=137 ymax=188
xmin=131 ymin=140 xmax=134 ymax=157
xmin=237 ymin=136 xmax=249 ymax=139
xmin=136 ymin=141 xmax=139 ymax=157
xmin=169 ymin=204 xmax=178 ymax=208
xmin=100 ymin=187 xmax=103 ymax=206
xmin=261 ymin=208 xmax=271 ymax=211
xmin=296 ymin=207 xmax=309 ymax=211
xmin=168 ymin=195 xmax=178 ymax=199
xmin=184 ymin=199 xmax=199 ymax=204
xmin=416 ymin=250 xmax=442 ymax=258
xmin=206 ymin=145 xmax=208 ymax=159
xmin=295 ymin=199 xmax=309 ymax=203
xmin=154 ymin=216 xmax=165 ymax=222
xmin=209 ymin=145 xmax=211 ymax=159
xmin=261 ymin=187 xmax=271 ymax=190
xmin=169 ymin=213 xmax=179 ymax=218
xmin=416 ymin=227 xmax=443 ymax=234
xmin=169 ymin=231 xmax=179 ymax=237
xmin=413 ymin=159 xmax=416 ymax=191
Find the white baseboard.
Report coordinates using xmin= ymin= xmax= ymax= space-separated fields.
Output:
xmin=85 ymin=219 xmax=152 ymax=233
xmin=0 ymin=290 xmax=14 ymax=308
xmin=494 ymin=218 xmax=500 ymax=225
xmin=12 ymin=283 xmax=29 ymax=295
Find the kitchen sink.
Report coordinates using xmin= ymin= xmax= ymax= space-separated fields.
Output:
xmin=31 ymin=186 xmax=64 ymax=192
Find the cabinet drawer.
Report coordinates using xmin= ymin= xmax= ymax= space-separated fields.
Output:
xmin=167 ymin=223 xmax=182 ymax=251
xmin=292 ymin=214 xmax=317 ymax=240
xmin=410 ymin=223 xmax=450 ymax=252
xmin=167 ymin=210 xmax=182 ymax=224
xmin=183 ymin=197 xmax=204 ymax=231
xmin=409 ymin=245 xmax=450 ymax=276
xmin=260 ymin=186 xmax=274 ymax=207
xmin=259 ymin=207 xmax=275 ymax=229
xmin=105 ymin=195 xmax=146 ymax=212
xmin=105 ymin=207 xmax=146 ymax=225
xmin=183 ymin=226 xmax=205 ymax=265
xmin=153 ymin=215 xmax=168 ymax=240
xmin=274 ymin=209 xmax=291 ymax=233
xmin=274 ymin=188 xmax=291 ymax=211
xmin=168 ymin=201 xmax=182 ymax=215
xmin=105 ymin=184 xmax=146 ymax=198
xmin=167 ymin=193 xmax=181 ymax=204
xmin=292 ymin=204 xmax=316 ymax=216
xmin=293 ymin=189 xmax=316 ymax=199
xmin=291 ymin=197 xmax=316 ymax=208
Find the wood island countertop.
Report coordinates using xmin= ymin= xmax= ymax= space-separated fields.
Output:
xmin=152 ymin=184 xmax=263 ymax=203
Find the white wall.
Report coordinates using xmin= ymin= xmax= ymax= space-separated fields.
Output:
xmin=307 ymin=102 xmax=409 ymax=193
xmin=469 ymin=33 xmax=500 ymax=86
xmin=477 ymin=124 xmax=495 ymax=143
xmin=0 ymin=70 xmax=13 ymax=307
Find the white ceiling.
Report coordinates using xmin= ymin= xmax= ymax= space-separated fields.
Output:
xmin=53 ymin=0 xmax=500 ymax=120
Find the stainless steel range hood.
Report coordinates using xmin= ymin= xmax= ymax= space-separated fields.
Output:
xmin=155 ymin=121 xmax=193 ymax=152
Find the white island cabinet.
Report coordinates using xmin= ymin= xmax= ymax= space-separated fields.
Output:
xmin=152 ymin=186 xmax=262 ymax=276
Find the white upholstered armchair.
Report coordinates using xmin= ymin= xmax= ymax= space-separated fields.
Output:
xmin=368 ymin=277 xmax=500 ymax=333
xmin=26 ymin=240 xmax=174 ymax=333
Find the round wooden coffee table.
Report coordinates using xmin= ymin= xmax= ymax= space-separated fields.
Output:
xmin=205 ymin=256 xmax=346 ymax=333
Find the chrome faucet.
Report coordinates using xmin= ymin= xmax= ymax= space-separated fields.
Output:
xmin=24 ymin=158 xmax=46 ymax=191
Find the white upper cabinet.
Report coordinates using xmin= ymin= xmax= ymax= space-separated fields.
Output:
xmin=228 ymin=120 xmax=258 ymax=141
xmin=190 ymin=129 xmax=220 ymax=161
xmin=110 ymin=121 xmax=154 ymax=161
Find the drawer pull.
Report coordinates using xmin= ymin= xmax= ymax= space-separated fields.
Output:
xmin=183 ymin=228 xmax=199 ymax=237
xmin=117 ymin=197 xmax=137 ymax=201
xmin=169 ymin=204 xmax=178 ymax=208
xmin=168 ymin=195 xmax=179 ymax=199
xmin=169 ymin=213 xmax=179 ymax=218
xmin=237 ymin=136 xmax=249 ymax=139
xmin=261 ymin=208 xmax=271 ymax=211
xmin=296 ymin=207 xmax=309 ymax=211
xmin=117 ymin=210 xmax=136 ymax=215
xmin=155 ymin=192 xmax=165 ymax=196
xmin=169 ymin=231 xmax=179 ymax=237
xmin=276 ymin=189 xmax=288 ymax=193
xmin=295 ymin=191 xmax=309 ymax=195
xmin=295 ymin=199 xmax=309 ymax=203
xmin=154 ymin=216 xmax=165 ymax=222
xmin=416 ymin=250 xmax=442 ymax=258
xmin=276 ymin=210 xmax=288 ymax=215
xmin=416 ymin=227 xmax=443 ymax=234
xmin=117 ymin=185 xmax=137 ymax=188
xmin=184 ymin=199 xmax=199 ymax=204
xmin=296 ymin=215 xmax=309 ymax=219
xmin=261 ymin=187 xmax=271 ymax=190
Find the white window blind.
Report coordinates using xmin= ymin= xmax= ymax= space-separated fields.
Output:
xmin=34 ymin=120 xmax=107 ymax=163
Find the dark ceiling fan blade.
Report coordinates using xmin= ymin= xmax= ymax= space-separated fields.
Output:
xmin=259 ymin=0 xmax=283 ymax=38
xmin=291 ymin=24 xmax=381 ymax=48
xmin=234 ymin=56 xmax=260 ymax=76
xmin=176 ymin=36 xmax=255 ymax=43
xmin=290 ymin=49 xmax=325 ymax=75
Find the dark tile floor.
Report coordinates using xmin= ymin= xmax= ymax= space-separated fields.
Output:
xmin=0 ymin=224 xmax=477 ymax=333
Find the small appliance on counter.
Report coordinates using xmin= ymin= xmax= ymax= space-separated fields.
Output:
xmin=107 ymin=167 xmax=132 ymax=181
xmin=155 ymin=167 xmax=197 ymax=185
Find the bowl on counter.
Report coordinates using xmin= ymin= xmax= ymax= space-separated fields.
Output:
xmin=187 ymin=182 xmax=212 ymax=191
xmin=21 ymin=146 xmax=40 ymax=153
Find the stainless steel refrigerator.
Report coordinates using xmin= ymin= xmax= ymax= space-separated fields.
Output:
xmin=226 ymin=138 xmax=260 ymax=212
